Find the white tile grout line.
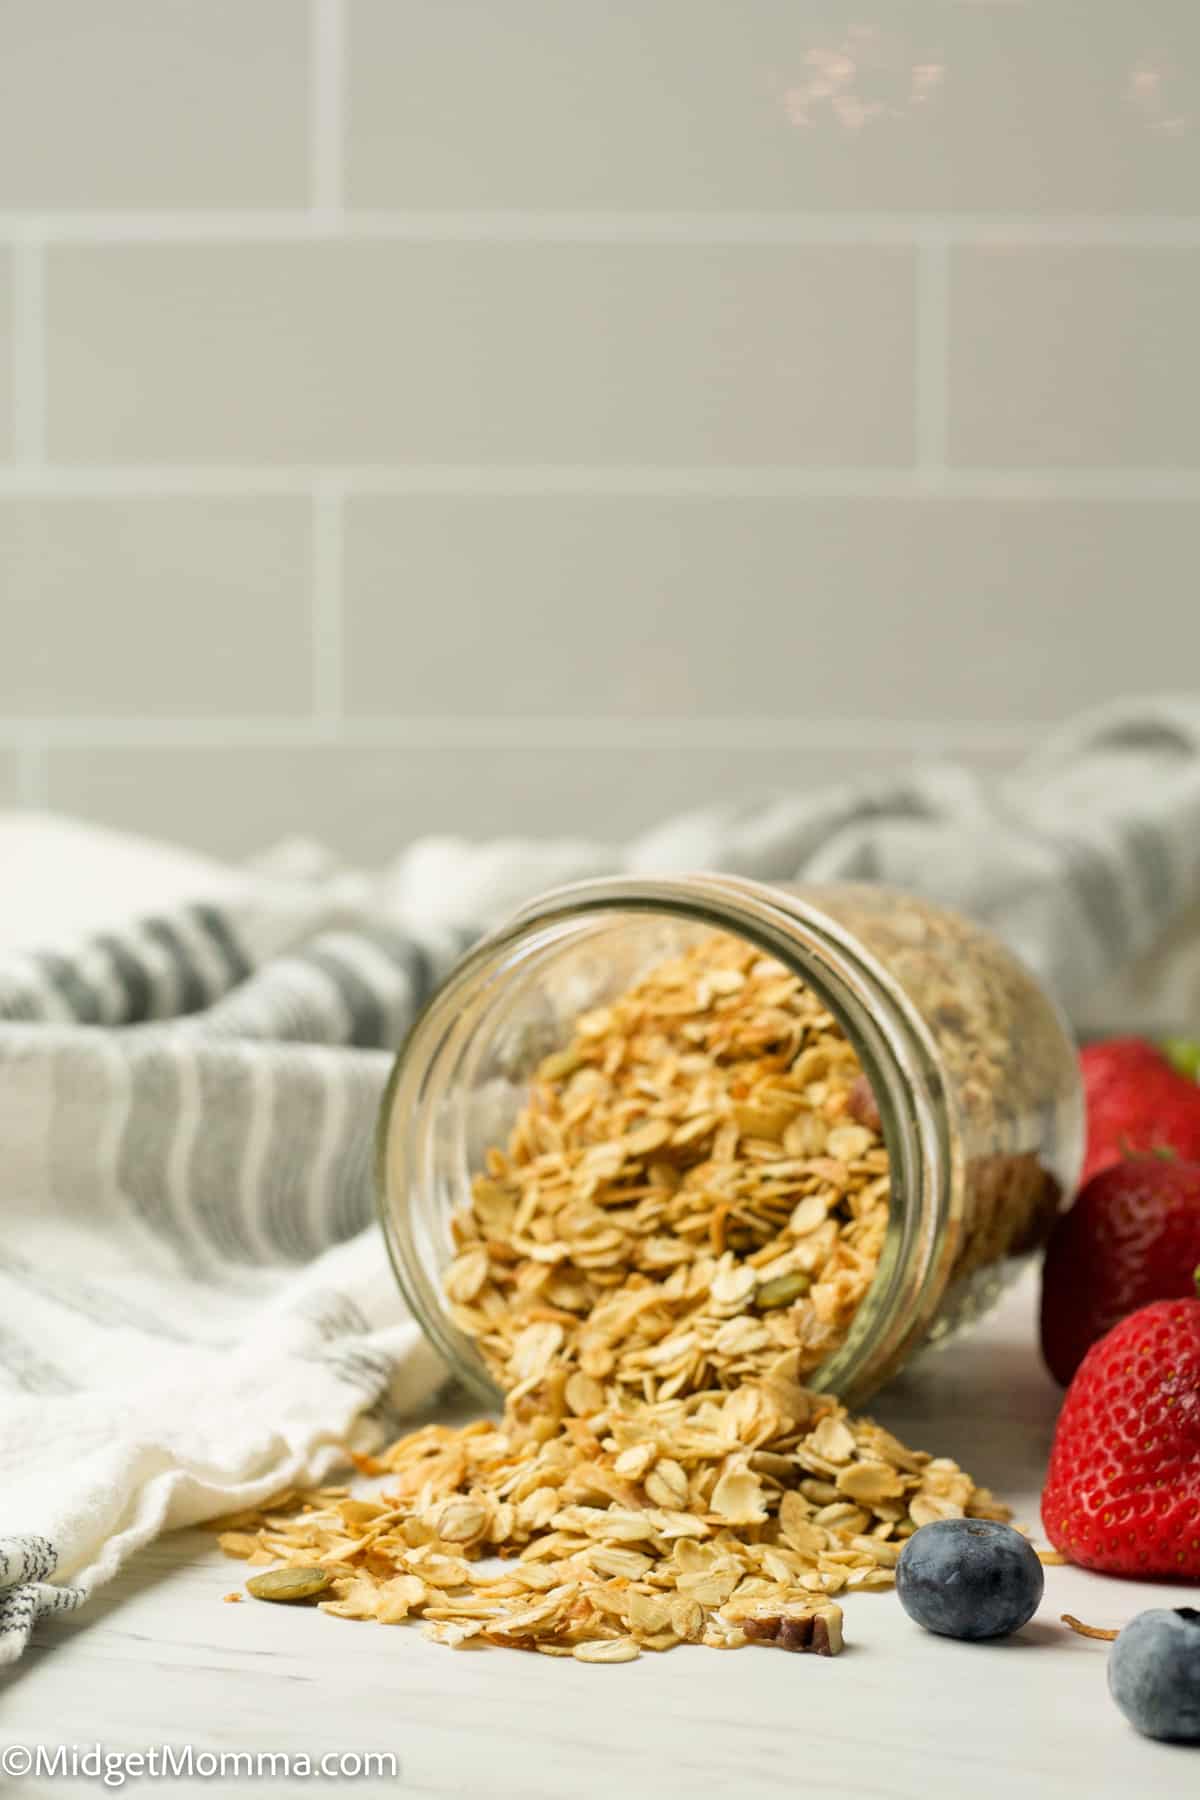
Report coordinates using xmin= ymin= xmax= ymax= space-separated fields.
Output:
xmin=915 ymin=231 xmax=949 ymax=485
xmin=2 ymin=213 xmax=1200 ymax=246
xmin=311 ymin=482 xmax=345 ymax=728
xmin=1 ymin=467 xmax=1200 ymax=500
xmin=310 ymin=0 xmax=345 ymax=219
xmin=0 ymin=717 xmax=1033 ymax=755
xmin=10 ymin=242 xmax=46 ymax=464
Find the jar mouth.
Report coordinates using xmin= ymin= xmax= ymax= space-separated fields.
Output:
xmin=377 ymin=873 xmax=958 ymax=1410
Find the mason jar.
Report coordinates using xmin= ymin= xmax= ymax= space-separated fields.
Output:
xmin=377 ymin=876 xmax=1083 ymax=1408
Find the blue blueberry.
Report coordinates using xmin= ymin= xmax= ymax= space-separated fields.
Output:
xmin=895 ymin=1518 xmax=1044 ymax=1641
xmin=1109 ymin=1608 xmax=1200 ymax=1743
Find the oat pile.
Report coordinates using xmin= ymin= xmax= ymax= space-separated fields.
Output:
xmin=220 ymin=1367 xmax=1007 ymax=1660
xmin=221 ymin=932 xmax=1009 ymax=1661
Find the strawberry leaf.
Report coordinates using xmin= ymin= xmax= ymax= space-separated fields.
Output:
xmin=1163 ymin=1038 xmax=1200 ymax=1081
xmin=1117 ymin=1134 xmax=1178 ymax=1163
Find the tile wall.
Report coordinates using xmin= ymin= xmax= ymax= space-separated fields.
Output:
xmin=2 ymin=2 xmax=1198 ymax=860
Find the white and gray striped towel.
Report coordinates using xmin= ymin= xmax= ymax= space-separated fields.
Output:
xmin=3 ymin=694 xmax=1200 ymax=1664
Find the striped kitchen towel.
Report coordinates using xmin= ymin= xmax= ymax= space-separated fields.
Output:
xmin=3 ymin=693 xmax=1200 ymax=1664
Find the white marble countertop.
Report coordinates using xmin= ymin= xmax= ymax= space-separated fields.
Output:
xmin=3 ymin=1272 xmax=1196 ymax=1799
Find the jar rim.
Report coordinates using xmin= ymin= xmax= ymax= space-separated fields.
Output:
xmin=377 ymin=873 xmax=961 ymax=1409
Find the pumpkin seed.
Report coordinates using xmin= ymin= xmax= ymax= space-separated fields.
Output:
xmin=246 ymin=1565 xmax=333 ymax=1603
xmin=754 ymin=1271 xmax=811 ymax=1310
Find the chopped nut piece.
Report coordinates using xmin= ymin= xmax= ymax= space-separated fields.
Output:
xmin=739 ymin=1604 xmax=843 ymax=1655
xmin=846 ymin=1074 xmax=882 ymax=1135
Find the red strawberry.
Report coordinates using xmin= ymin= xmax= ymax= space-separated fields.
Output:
xmin=1040 ymin=1158 xmax=1200 ymax=1385
xmin=1081 ymin=1038 xmax=1200 ymax=1185
xmin=1042 ymin=1291 xmax=1200 ymax=1579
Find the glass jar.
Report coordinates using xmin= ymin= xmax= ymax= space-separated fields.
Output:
xmin=377 ymin=876 xmax=1083 ymax=1408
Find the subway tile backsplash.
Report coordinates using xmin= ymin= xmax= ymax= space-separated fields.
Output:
xmin=950 ymin=248 xmax=1200 ymax=468
xmin=0 ymin=498 xmax=314 ymax=717
xmin=341 ymin=496 xmax=1200 ymax=725
xmin=2 ymin=0 xmax=1199 ymax=863
xmin=46 ymin=243 xmax=916 ymax=467
xmin=347 ymin=1 xmax=1200 ymax=216
xmin=0 ymin=0 xmax=309 ymax=209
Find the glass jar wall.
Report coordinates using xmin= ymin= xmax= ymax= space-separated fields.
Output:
xmin=377 ymin=877 xmax=1083 ymax=1407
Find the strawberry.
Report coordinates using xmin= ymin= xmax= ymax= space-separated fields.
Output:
xmin=1040 ymin=1158 xmax=1200 ymax=1385
xmin=1042 ymin=1290 xmax=1200 ymax=1579
xmin=1080 ymin=1038 xmax=1200 ymax=1185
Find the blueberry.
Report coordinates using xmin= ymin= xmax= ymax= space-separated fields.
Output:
xmin=895 ymin=1518 xmax=1044 ymax=1640
xmin=1109 ymin=1608 xmax=1200 ymax=1743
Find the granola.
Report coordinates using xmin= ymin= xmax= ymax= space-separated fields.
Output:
xmin=221 ymin=1370 xmax=1007 ymax=1660
xmin=792 ymin=884 xmax=1071 ymax=1307
xmin=225 ymin=927 xmax=1014 ymax=1663
xmin=445 ymin=932 xmax=890 ymax=1401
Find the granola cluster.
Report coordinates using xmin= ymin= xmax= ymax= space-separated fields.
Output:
xmin=222 ymin=930 xmax=1011 ymax=1663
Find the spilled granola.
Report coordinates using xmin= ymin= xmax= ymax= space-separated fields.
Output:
xmin=221 ymin=930 xmax=1011 ymax=1663
xmin=220 ymin=1368 xmax=1006 ymax=1660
